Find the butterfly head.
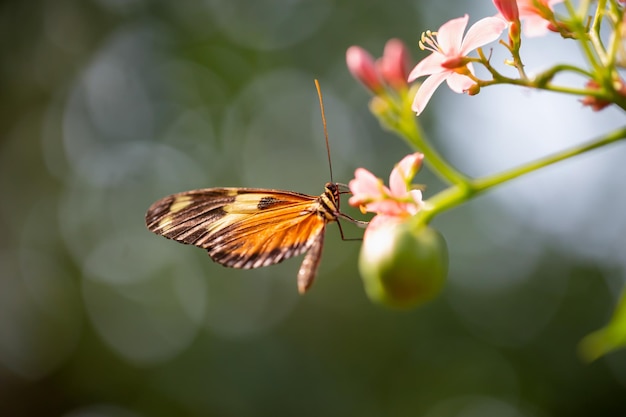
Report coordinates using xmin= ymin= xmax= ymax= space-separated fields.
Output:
xmin=324 ymin=182 xmax=341 ymax=208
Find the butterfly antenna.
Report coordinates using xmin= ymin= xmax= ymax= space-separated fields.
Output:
xmin=315 ymin=79 xmax=334 ymax=183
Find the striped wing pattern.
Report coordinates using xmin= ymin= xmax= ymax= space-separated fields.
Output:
xmin=145 ymin=188 xmax=329 ymax=271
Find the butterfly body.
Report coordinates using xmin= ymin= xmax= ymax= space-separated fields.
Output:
xmin=145 ymin=182 xmax=343 ymax=293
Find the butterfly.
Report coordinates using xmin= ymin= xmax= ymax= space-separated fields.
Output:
xmin=145 ymin=80 xmax=366 ymax=293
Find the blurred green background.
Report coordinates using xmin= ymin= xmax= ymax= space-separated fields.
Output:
xmin=2 ymin=0 xmax=626 ymax=416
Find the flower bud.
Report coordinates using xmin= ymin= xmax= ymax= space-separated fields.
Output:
xmin=580 ymin=79 xmax=611 ymax=111
xmin=346 ymin=46 xmax=384 ymax=94
xmin=467 ymin=83 xmax=480 ymax=96
xmin=508 ymin=20 xmax=521 ymax=47
xmin=368 ymin=95 xmax=391 ymax=116
xmin=378 ymin=38 xmax=411 ymax=91
xmin=493 ymin=0 xmax=519 ymax=22
xmin=359 ymin=220 xmax=448 ymax=309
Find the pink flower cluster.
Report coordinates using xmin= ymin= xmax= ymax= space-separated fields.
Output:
xmin=345 ymin=0 xmax=571 ymax=227
xmin=347 ymin=0 xmax=564 ymax=115
xmin=408 ymin=0 xmax=564 ymax=113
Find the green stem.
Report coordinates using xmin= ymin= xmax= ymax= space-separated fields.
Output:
xmin=534 ymin=64 xmax=595 ymax=83
xmin=395 ymin=116 xmax=471 ymax=186
xmin=589 ymin=0 xmax=608 ymax=58
xmin=413 ymin=126 xmax=626 ymax=226
xmin=476 ymin=65 xmax=626 ymax=108
xmin=568 ymin=0 xmax=604 ymax=72
xmin=604 ymin=1 xmax=624 ymax=70
xmin=384 ymin=94 xmax=471 ymax=187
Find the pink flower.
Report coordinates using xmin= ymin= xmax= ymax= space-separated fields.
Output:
xmin=349 ymin=153 xmax=424 ymax=219
xmin=515 ymin=0 xmax=563 ymax=37
xmin=408 ymin=15 xmax=507 ymax=115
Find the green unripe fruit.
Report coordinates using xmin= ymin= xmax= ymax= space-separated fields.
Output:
xmin=359 ymin=222 xmax=448 ymax=309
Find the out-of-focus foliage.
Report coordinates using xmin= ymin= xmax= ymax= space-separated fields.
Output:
xmin=1 ymin=0 xmax=625 ymax=416
xmin=580 ymin=287 xmax=626 ymax=363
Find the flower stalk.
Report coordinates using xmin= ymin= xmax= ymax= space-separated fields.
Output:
xmin=413 ymin=126 xmax=626 ymax=227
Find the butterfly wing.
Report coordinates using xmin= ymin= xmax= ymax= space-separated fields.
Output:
xmin=145 ymin=188 xmax=328 ymax=270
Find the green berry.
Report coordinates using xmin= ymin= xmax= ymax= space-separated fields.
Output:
xmin=359 ymin=222 xmax=448 ymax=309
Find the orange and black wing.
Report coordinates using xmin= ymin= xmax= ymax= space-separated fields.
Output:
xmin=145 ymin=188 xmax=327 ymax=270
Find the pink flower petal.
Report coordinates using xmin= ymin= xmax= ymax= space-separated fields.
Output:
xmin=517 ymin=0 xmax=563 ymax=37
xmin=348 ymin=195 xmax=364 ymax=207
xmin=460 ymin=16 xmax=507 ymax=54
xmin=517 ymin=0 xmax=562 ymax=16
xmin=406 ymin=190 xmax=424 ymax=214
xmin=349 ymin=168 xmax=387 ymax=207
xmin=379 ymin=38 xmax=411 ymax=89
xmin=365 ymin=200 xmax=406 ymax=216
xmin=346 ymin=46 xmax=383 ymax=92
xmin=520 ymin=15 xmax=551 ymax=37
xmin=396 ymin=153 xmax=423 ymax=173
xmin=389 ymin=153 xmax=423 ymax=196
xmin=446 ymin=71 xmax=476 ymax=93
xmin=436 ymin=15 xmax=469 ymax=54
xmin=407 ymin=53 xmax=447 ymax=81
xmin=351 ymin=168 xmax=380 ymax=193
xmin=411 ymin=72 xmax=449 ymax=114
xmin=389 ymin=171 xmax=406 ymax=197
